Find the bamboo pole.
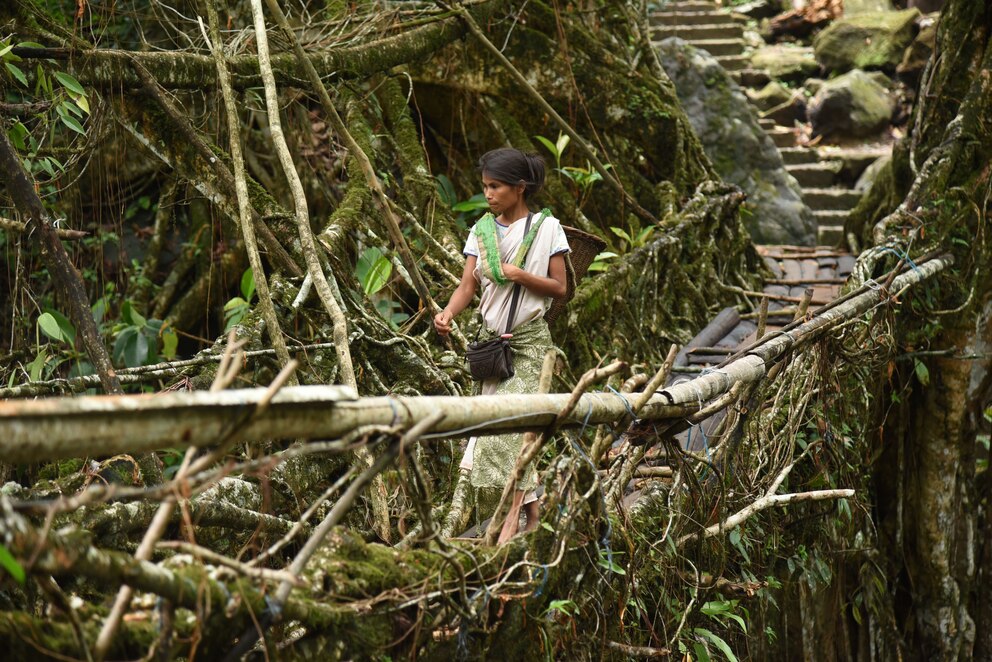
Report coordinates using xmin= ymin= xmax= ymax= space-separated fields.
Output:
xmin=0 ymin=386 xmax=696 ymax=463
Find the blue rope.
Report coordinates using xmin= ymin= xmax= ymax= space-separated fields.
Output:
xmin=880 ymin=246 xmax=921 ymax=274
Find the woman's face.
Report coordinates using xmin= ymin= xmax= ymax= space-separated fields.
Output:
xmin=482 ymin=173 xmax=525 ymax=218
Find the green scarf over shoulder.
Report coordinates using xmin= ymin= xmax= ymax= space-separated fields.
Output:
xmin=474 ymin=208 xmax=551 ymax=286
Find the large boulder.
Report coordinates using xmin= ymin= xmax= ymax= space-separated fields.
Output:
xmin=750 ymin=45 xmax=820 ymax=84
xmin=807 ymin=69 xmax=895 ymax=138
xmin=813 ymin=9 xmax=921 ymax=73
xmin=657 ymin=38 xmax=816 ymax=245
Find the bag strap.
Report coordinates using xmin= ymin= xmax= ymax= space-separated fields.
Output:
xmin=504 ymin=212 xmax=533 ymax=335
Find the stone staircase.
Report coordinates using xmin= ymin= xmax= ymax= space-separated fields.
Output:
xmin=650 ymin=0 xmax=888 ymax=246
xmin=651 ymin=1 xmax=750 ymax=72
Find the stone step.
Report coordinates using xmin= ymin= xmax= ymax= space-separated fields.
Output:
xmin=814 ymin=149 xmax=887 ymax=182
xmin=817 ymin=224 xmax=846 ymax=246
xmin=732 ymin=68 xmax=772 ymax=88
xmin=786 ymin=162 xmax=841 ymax=187
xmin=650 ymin=11 xmax=739 ymax=26
xmin=715 ymin=54 xmax=749 ymax=71
xmin=813 ymin=209 xmax=851 ymax=225
xmin=779 ymin=147 xmax=819 ymax=165
xmin=765 ymin=126 xmax=797 ymax=148
xmin=689 ymin=38 xmax=746 ymax=56
xmin=653 ymin=23 xmax=744 ymax=40
xmin=665 ymin=1 xmax=721 ymax=11
xmin=803 ymin=188 xmax=862 ymax=211
xmin=758 ymin=117 xmax=776 ymax=129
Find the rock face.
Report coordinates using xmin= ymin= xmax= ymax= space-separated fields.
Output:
xmin=657 ymin=38 xmax=816 ymax=245
xmin=807 ymin=69 xmax=895 ymax=138
xmin=813 ymin=9 xmax=921 ymax=73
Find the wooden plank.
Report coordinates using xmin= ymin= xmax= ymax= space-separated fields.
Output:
xmin=674 ymin=307 xmax=740 ymax=366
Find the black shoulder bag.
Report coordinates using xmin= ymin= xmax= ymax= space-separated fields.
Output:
xmin=465 ymin=213 xmax=533 ymax=382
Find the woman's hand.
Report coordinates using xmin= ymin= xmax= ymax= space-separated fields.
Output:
xmin=501 ymin=263 xmax=523 ymax=283
xmin=434 ymin=310 xmax=454 ymax=336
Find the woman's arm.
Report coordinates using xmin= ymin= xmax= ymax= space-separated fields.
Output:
xmin=502 ymin=253 xmax=567 ymax=299
xmin=434 ymin=255 xmax=479 ymax=336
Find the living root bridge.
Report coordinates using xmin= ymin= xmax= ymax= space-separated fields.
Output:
xmin=0 ymin=253 xmax=953 ymax=464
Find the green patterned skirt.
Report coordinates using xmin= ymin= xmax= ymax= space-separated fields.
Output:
xmin=469 ymin=316 xmax=552 ymax=493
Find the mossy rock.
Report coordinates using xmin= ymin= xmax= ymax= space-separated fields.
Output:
xmin=807 ymin=69 xmax=895 ymax=139
xmin=750 ymin=45 xmax=820 ymax=84
xmin=813 ymin=8 xmax=921 ymax=74
xmin=746 ymin=81 xmax=794 ymax=112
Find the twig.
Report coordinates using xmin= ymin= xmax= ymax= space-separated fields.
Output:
xmin=156 ymin=541 xmax=304 ymax=585
xmin=0 ymin=215 xmax=88 ymax=239
xmin=606 ymin=640 xmax=670 ymax=658
xmin=224 ymin=412 xmax=445 ymax=661
xmin=677 ymin=489 xmax=854 ymax=546
xmin=203 ymin=3 xmax=296 ymax=380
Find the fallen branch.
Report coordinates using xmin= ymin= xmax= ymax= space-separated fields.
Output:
xmin=0 ymin=215 xmax=88 ymax=239
xmin=678 ymin=489 xmax=854 ymax=546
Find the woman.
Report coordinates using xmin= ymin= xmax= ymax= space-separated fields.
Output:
xmin=434 ymin=147 xmax=570 ymax=540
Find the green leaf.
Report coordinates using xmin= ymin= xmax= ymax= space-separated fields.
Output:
xmin=113 ymin=327 xmax=136 ymax=364
xmin=534 ymin=135 xmax=558 ymax=159
xmin=224 ymin=296 xmax=249 ymax=312
xmin=27 ymin=348 xmax=48 ymax=382
xmin=46 ymin=309 xmax=76 ymax=344
xmin=0 ymin=544 xmax=25 ymax=584
xmin=356 ymin=247 xmax=392 ymax=295
xmin=124 ymin=301 xmax=147 ymax=328
xmin=38 ymin=157 xmax=54 ymax=177
xmin=913 ymin=359 xmax=930 ymax=387
xmin=16 ymin=41 xmax=45 ymax=49
xmin=54 ymin=70 xmax=86 ymax=96
xmin=693 ymin=642 xmax=712 ymax=662
xmin=59 ymin=113 xmax=86 ymax=135
xmin=435 ymin=174 xmax=456 ymax=208
xmin=5 ymin=61 xmax=27 ymax=86
xmin=38 ymin=312 xmax=65 ymax=342
xmin=451 ymin=193 xmax=490 ymax=213
xmin=695 ymin=627 xmax=738 ymax=662
xmin=726 ymin=613 xmax=747 ymax=633
xmin=61 ymin=99 xmax=84 ymax=118
xmin=240 ymin=268 xmax=256 ymax=301
xmin=125 ymin=332 xmax=149 ymax=368
xmin=555 ymin=133 xmax=571 ymax=157
xmin=73 ymin=93 xmax=90 ymax=115
xmin=547 ymin=599 xmax=577 ymax=615
xmin=161 ymin=328 xmax=178 ymax=360
xmin=609 ymin=226 xmax=633 ymax=245
xmin=597 ymin=555 xmax=626 ymax=575
xmin=0 ymin=44 xmax=13 ymax=59
xmin=8 ymin=121 xmax=29 ymax=151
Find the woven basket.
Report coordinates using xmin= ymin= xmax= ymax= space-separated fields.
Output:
xmin=544 ymin=225 xmax=607 ymax=326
